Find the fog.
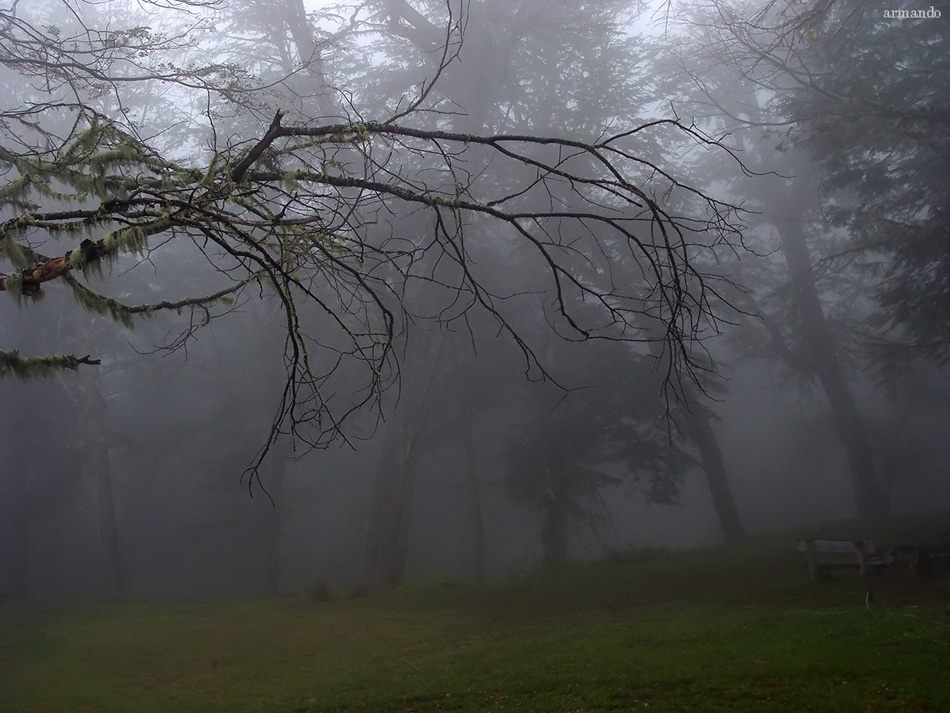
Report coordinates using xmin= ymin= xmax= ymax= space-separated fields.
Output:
xmin=1 ymin=0 xmax=949 ymax=603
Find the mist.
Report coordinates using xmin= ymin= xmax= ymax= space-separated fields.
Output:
xmin=2 ymin=0 xmax=949 ymax=606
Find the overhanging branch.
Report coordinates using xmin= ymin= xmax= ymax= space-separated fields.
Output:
xmin=0 ymin=349 xmax=101 ymax=378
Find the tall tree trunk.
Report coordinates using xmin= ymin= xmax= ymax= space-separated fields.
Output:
xmin=540 ymin=485 xmax=569 ymax=566
xmin=364 ymin=328 xmax=443 ymax=587
xmin=60 ymin=315 xmax=123 ymax=597
xmin=647 ymin=326 xmax=745 ymax=540
xmin=55 ymin=368 xmax=123 ymax=597
xmin=365 ymin=427 xmax=420 ymax=587
xmin=84 ymin=391 xmax=123 ymax=597
xmin=459 ymin=411 xmax=485 ymax=580
xmin=735 ymin=76 xmax=889 ymax=518
xmin=711 ymin=74 xmax=890 ymax=519
xmin=683 ymin=402 xmax=746 ymax=540
xmin=261 ymin=437 xmax=289 ymax=596
xmin=773 ymin=215 xmax=888 ymax=517
xmin=534 ymin=339 xmax=571 ymax=567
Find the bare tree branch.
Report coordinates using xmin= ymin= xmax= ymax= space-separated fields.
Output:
xmin=0 ymin=0 xmax=748 ymax=470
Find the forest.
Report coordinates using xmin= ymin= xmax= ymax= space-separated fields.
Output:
xmin=1 ymin=0 xmax=949 ymax=602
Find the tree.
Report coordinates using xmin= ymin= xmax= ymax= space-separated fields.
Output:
xmin=664 ymin=0 xmax=896 ymax=517
xmin=1 ymin=0 xmax=743 ymax=486
xmin=761 ymin=0 xmax=950 ymax=364
xmin=500 ymin=332 xmax=690 ymax=565
xmin=761 ymin=0 xmax=950 ymax=512
xmin=358 ymin=0 xmax=751 ymax=580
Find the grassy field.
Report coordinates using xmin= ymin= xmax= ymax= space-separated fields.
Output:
xmin=3 ymin=531 xmax=950 ymax=712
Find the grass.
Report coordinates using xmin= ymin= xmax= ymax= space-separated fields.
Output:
xmin=3 ymin=531 xmax=950 ymax=712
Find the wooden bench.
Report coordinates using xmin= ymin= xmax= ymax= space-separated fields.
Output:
xmin=797 ymin=539 xmax=889 ymax=582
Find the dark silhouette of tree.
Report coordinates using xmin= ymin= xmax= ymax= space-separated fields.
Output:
xmin=771 ymin=0 xmax=950 ymax=365
xmin=501 ymin=335 xmax=691 ymax=565
xmin=660 ymin=2 xmax=908 ymax=516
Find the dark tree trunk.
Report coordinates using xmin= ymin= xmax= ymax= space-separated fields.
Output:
xmin=684 ymin=404 xmax=746 ymax=540
xmin=540 ymin=491 xmax=570 ymax=566
xmin=459 ymin=413 xmax=485 ymax=580
xmin=261 ymin=438 xmax=288 ymax=596
xmin=365 ymin=429 xmax=420 ymax=587
xmin=774 ymin=217 xmax=888 ymax=517
xmin=63 ymin=320 xmax=123 ymax=597
xmin=87 ymin=428 xmax=122 ymax=596
xmin=364 ymin=329 xmax=443 ymax=587
xmin=647 ymin=327 xmax=745 ymax=541
xmin=741 ymin=106 xmax=889 ymax=518
xmin=80 ymin=373 xmax=123 ymax=597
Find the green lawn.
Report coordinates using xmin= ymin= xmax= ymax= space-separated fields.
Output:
xmin=3 ymin=537 xmax=950 ymax=712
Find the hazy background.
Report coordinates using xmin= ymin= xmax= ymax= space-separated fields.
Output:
xmin=2 ymin=0 xmax=948 ymax=602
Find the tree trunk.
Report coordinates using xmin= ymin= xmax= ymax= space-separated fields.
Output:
xmin=365 ymin=428 xmax=419 ymax=587
xmin=540 ymin=489 xmax=569 ymax=566
xmin=60 ymin=314 xmax=123 ymax=597
xmin=646 ymin=326 xmax=745 ymax=541
xmin=79 ymin=372 xmax=123 ymax=596
xmin=261 ymin=437 xmax=288 ymax=596
xmin=364 ymin=328 xmax=443 ymax=587
xmin=738 ymin=88 xmax=888 ymax=518
xmin=459 ymin=412 xmax=485 ymax=580
xmin=683 ymin=403 xmax=746 ymax=540
xmin=87 ymin=425 xmax=122 ymax=596
xmin=773 ymin=215 xmax=888 ymax=517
